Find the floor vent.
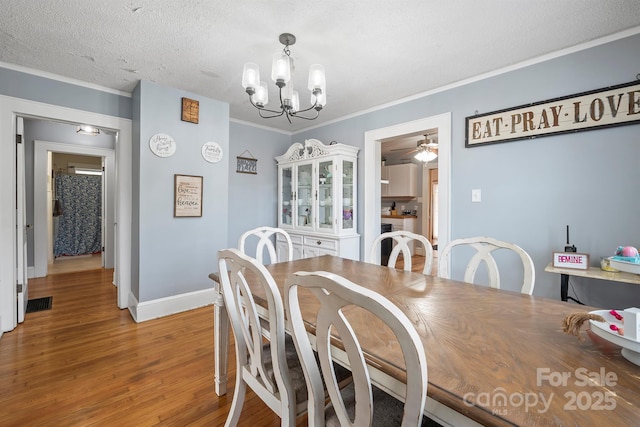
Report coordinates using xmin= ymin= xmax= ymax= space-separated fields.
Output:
xmin=26 ymin=296 xmax=53 ymax=313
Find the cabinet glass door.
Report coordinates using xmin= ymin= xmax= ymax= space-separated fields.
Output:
xmin=296 ymin=163 xmax=313 ymax=229
xmin=280 ymin=166 xmax=293 ymax=226
xmin=342 ymin=159 xmax=354 ymax=230
xmin=317 ymin=159 xmax=334 ymax=230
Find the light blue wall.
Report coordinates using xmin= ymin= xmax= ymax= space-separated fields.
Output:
xmin=0 ymin=66 xmax=131 ymax=119
xmin=227 ymin=122 xmax=291 ymax=251
xmin=134 ymin=80 xmax=230 ymax=302
xmin=295 ymin=33 xmax=640 ymax=306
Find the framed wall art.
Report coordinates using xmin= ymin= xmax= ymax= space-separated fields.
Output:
xmin=181 ymin=97 xmax=199 ymax=124
xmin=236 ymin=150 xmax=257 ymax=174
xmin=174 ymin=174 xmax=203 ymax=217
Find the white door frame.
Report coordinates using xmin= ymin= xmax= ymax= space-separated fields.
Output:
xmin=16 ymin=117 xmax=28 ymax=323
xmin=363 ymin=113 xmax=451 ymax=261
xmin=34 ymin=141 xmax=115 ymax=277
xmin=0 ymin=95 xmax=132 ymax=333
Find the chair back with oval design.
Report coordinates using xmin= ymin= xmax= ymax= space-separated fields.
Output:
xmin=370 ymin=230 xmax=434 ymax=275
xmin=438 ymin=236 xmax=535 ymax=295
xmin=239 ymin=226 xmax=293 ymax=264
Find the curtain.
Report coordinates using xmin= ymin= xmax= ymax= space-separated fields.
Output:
xmin=54 ymin=174 xmax=102 ymax=257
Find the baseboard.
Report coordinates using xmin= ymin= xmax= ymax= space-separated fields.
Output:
xmin=27 ymin=266 xmax=36 ymax=279
xmin=128 ymin=287 xmax=216 ymax=323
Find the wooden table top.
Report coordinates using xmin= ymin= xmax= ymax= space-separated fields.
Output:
xmin=257 ymin=255 xmax=640 ymax=426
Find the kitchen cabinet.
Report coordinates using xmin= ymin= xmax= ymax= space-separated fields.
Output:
xmin=383 ymin=163 xmax=418 ymax=198
xmin=276 ymin=139 xmax=360 ymax=260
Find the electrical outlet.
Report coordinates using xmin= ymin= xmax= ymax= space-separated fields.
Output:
xmin=472 ymin=189 xmax=481 ymax=203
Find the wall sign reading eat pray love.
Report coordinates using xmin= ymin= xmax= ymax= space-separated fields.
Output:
xmin=465 ymin=80 xmax=640 ymax=147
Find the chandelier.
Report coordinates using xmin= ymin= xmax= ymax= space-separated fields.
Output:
xmin=242 ymin=33 xmax=326 ymax=123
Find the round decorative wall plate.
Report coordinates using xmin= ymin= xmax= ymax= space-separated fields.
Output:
xmin=149 ymin=133 xmax=176 ymax=157
xmin=202 ymin=141 xmax=223 ymax=163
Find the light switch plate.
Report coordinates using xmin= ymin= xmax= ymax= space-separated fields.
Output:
xmin=472 ymin=189 xmax=481 ymax=202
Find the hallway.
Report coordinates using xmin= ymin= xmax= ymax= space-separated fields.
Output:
xmin=47 ymin=253 xmax=102 ymax=275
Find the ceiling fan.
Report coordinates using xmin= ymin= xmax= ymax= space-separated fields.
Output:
xmin=395 ymin=133 xmax=438 ymax=162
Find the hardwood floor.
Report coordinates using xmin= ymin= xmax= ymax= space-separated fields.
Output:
xmin=0 ymin=254 xmax=435 ymax=425
xmin=48 ymin=253 xmax=103 ymax=275
xmin=0 ymin=268 xmax=294 ymax=426
xmin=395 ymin=253 xmax=438 ymax=276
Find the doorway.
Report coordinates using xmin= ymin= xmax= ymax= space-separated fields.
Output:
xmin=0 ymin=95 xmax=132 ymax=333
xmin=34 ymin=138 xmax=115 ymax=279
xmin=49 ymin=152 xmax=105 ymax=275
xmin=362 ymin=113 xmax=451 ymax=262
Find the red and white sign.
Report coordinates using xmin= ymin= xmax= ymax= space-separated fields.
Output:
xmin=553 ymin=252 xmax=590 ymax=270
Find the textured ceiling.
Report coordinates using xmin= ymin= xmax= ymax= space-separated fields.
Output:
xmin=1 ymin=1 xmax=640 ymax=134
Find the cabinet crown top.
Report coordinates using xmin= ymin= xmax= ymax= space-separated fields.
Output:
xmin=275 ymin=138 xmax=359 ymax=163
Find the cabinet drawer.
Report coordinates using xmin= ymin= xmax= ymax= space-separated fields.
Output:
xmin=303 ymin=236 xmax=337 ymax=251
xmin=279 ymin=234 xmax=303 ymax=245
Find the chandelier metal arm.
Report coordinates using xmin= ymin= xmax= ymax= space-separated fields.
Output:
xmin=291 ymin=97 xmax=319 ymax=115
xmin=258 ymin=108 xmax=287 ymax=119
xmin=290 ymin=109 xmax=320 ymax=120
xmin=278 ymin=89 xmax=293 ymax=124
xmin=247 ymin=95 xmax=285 ymax=116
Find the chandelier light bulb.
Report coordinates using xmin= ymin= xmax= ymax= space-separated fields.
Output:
xmin=252 ymin=81 xmax=269 ymax=107
xmin=271 ymin=53 xmax=291 ymax=86
xmin=311 ymin=90 xmax=326 ymax=109
xmin=308 ymin=64 xmax=326 ymax=92
xmin=291 ymin=91 xmax=300 ymax=113
xmin=242 ymin=63 xmax=260 ymax=92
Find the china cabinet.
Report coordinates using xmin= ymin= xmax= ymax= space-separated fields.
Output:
xmin=275 ymin=139 xmax=359 ymax=260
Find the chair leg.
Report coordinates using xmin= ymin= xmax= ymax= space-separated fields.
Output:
xmin=280 ymin=404 xmax=296 ymax=427
xmin=224 ymin=374 xmax=247 ymax=427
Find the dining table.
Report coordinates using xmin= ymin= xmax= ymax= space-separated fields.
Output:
xmin=211 ymin=255 xmax=640 ymax=426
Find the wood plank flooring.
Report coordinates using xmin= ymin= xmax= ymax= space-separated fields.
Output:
xmin=0 ymin=268 xmax=294 ymax=426
xmin=48 ymin=253 xmax=102 ymax=275
xmin=1 ymin=255 xmax=433 ymax=426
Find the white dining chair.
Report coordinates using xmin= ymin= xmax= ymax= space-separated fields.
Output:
xmin=370 ymin=230 xmax=434 ymax=275
xmin=238 ymin=226 xmax=293 ymax=264
xmin=438 ymin=236 xmax=535 ymax=295
xmin=284 ymin=270 xmax=429 ymax=427
xmin=217 ymin=248 xmax=306 ymax=426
